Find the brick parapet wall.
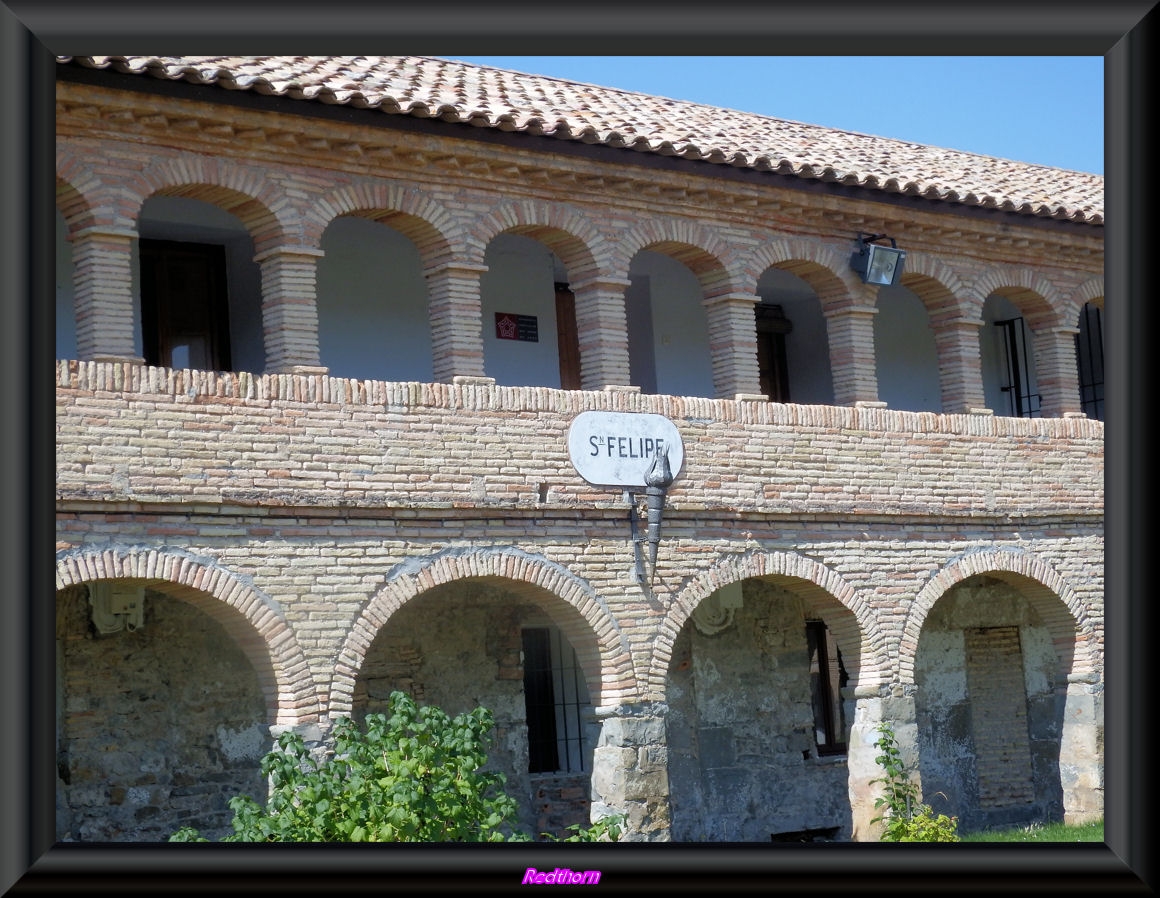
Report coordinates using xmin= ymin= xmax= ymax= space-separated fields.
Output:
xmin=57 ymin=361 xmax=1104 ymax=522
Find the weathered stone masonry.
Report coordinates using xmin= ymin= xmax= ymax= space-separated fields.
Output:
xmin=54 ymin=58 xmax=1104 ymax=842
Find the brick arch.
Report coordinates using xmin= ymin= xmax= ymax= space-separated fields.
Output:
xmin=1073 ymin=276 xmax=1104 ymax=312
xmin=468 ymin=200 xmax=611 ymax=283
xmin=56 ymin=143 xmax=151 ymax=236
xmin=970 ymin=264 xmax=1063 ymax=330
xmin=898 ymin=252 xmax=978 ymax=320
xmin=618 ymin=217 xmax=742 ymax=296
xmin=744 ymin=237 xmax=862 ymax=311
xmin=332 ymin=548 xmax=637 ymax=717
xmin=306 ymin=181 xmax=458 ymax=268
xmin=131 ymin=154 xmax=296 ymax=255
xmin=55 ymin=546 xmax=320 ymax=725
xmin=901 ymin=548 xmax=1099 ymax=687
xmin=646 ymin=551 xmax=887 ymax=700
xmin=55 ymin=171 xmax=101 ymax=235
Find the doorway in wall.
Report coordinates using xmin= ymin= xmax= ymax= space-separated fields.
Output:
xmin=140 ymin=238 xmax=232 ymax=371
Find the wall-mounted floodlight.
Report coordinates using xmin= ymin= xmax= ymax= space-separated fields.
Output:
xmin=850 ymin=233 xmax=906 ymax=287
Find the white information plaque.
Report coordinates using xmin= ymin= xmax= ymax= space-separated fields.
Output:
xmin=567 ymin=411 xmax=685 ymax=489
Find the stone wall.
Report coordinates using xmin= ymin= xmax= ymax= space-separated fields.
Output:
xmin=351 ymin=582 xmax=586 ymax=834
xmin=667 ymin=580 xmax=850 ymax=840
xmin=55 ymin=584 xmax=269 ymax=841
xmin=913 ymin=575 xmax=1074 ymax=832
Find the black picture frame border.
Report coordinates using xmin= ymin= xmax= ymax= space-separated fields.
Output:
xmin=3 ymin=4 xmax=1152 ymax=893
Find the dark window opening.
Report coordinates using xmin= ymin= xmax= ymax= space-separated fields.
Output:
xmin=140 ymin=238 xmax=232 ymax=371
xmin=994 ymin=317 xmax=1040 ymax=418
xmin=1075 ymin=302 xmax=1104 ymax=420
xmin=806 ymin=620 xmax=848 ymax=756
xmin=756 ymin=303 xmax=792 ymax=402
xmin=522 ymin=627 xmax=589 ymax=774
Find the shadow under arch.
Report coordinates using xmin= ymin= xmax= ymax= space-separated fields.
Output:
xmin=900 ymin=547 xmax=1099 ymax=689
xmin=971 ymin=264 xmax=1065 ymax=324
xmin=646 ymin=549 xmax=888 ymax=701
xmin=902 ymin=547 xmax=1102 ymax=831
xmin=307 ymin=180 xmax=458 ymax=268
xmin=468 ymin=198 xmax=610 ymax=281
xmin=132 ymin=154 xmax=295 ymax=254
xmin=331 ymin=547 xmax=637 ymax=719
xmin=743 ymin=236 xmax=864 ymax=311
xmin=55 ymin=545 xmax=321 ymax=725
xmin=654 ymin=549 xmax=881 ymax=842
xmin=1072 ymin=275 xmax=1104 ymax=312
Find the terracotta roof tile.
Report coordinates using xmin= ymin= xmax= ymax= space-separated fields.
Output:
xmin=57 ymin=55 xmax=1103 ymax=226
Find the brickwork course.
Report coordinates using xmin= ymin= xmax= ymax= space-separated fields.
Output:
xmin=54 ymin=55 xmax=1104 ymax=842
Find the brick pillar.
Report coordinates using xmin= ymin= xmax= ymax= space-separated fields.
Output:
xmin=568 ymin=275 xmax=633 ymax=389
xmin=590 ymin=703 xmax=671 ymax=841
xmin=70 ymin=225 xmax=142 ymax=364
xmin=1034 ymin=325 xmax=1084 ymax=417
xmin=254 ymin=246 xmax=328 ymax=375
xmin=824 ymin=304 xmax=880 ymax=407
xmin=704 ymin=291 xmax=765 ymax=400
xmin=932 ymin=317 xmax=991 ymax=414
xmin=424 ymin=261 xmax=494 ymax=385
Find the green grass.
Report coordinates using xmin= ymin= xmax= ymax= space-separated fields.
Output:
xmin=959 ymin=819 xmax=1103 ymax=843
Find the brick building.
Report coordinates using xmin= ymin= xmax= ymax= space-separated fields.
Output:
xmin=53 ymin=55 xmax=1104 ymax=842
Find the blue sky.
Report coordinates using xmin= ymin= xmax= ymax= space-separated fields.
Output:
xmin=450 ymin=57 xmax=1104 ymax=176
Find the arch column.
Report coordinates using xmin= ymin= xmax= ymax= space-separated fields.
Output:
xmin=1060 ymin=673 xmax=1104 ymax=823
xmin=1034 ymin=325 xmax=1084 ymax=417
xmin=254 ymin=245 xmax=328 ymax=375
xmin=71 ymin=225 xmax=142 ymax=364
xmin=932 ymin=316 xmax=991 ymax=414
xmin=569 ymin=275 xmax=633 ymax=389
xmin=824 ymin=304 xmax=880 ymax=407
xmin=846 ymin=690 xmax=917 ymax=841
xmin=590 ymin=703 xmax=672 ymax=841
xmin=424 ymin=261 xmax=494 ymax=384
xmin=704 ymin=291 xmax=764 ymax=400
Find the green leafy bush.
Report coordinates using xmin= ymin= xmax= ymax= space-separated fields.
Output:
xmin=171 ymin=691 xmax=621 ymax=843
xmin=870 ymin=722 xmax=959 ymax=843
xmin=551 ymin=813 xmax=624 ymax=842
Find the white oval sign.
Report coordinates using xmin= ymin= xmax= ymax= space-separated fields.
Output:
xmin=567 ymin=411 xmax=685 ymax=488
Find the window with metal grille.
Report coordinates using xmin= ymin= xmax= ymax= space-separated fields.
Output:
xmin=994 ymin=317 xmax=1041 ymax=418
xmin=522 ymin=627 xmax=590 ymax=773
xmin=806 ymin=620 xmax=848 ymax=756
xmin=1075 ymin=303 xmax=1104 ymax=420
